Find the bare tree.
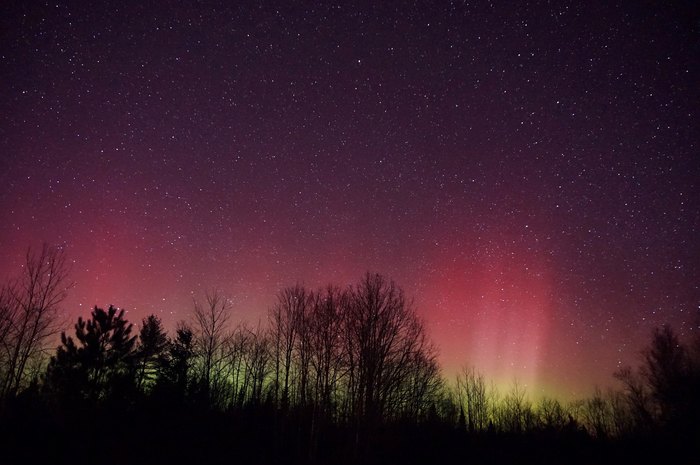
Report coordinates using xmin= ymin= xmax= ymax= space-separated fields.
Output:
xmin=580 ymin=387 xmax=614 ymax=438
xmin=396 ymin=342 xmax=442 ymax=420
xmin=244 ymin=323 xmax=271 ymax=406
xmin=642 ymin=325 xmax=691 ymax=425
xmin=456 ymin=367 xmax=491 ymax=432
xmin=0 ymin=244 xmax=72 ymax=399
xmin=608 ymin=389 xmax=636 ymax=436
xmin=614 ymin=325 xmax=699 ymax=433
xmin=308 ymin=285 xmax=347 ymax=417
xmin=0 ymin=288 xmax=17 ymax=389
xmin=344 ymin=273 xmax=438 ymax=424
xmin=192 ymin=290 xmax=232 ymax=405
xmin=536 ymin=396 xmax=569 ymax=431
xmin=614 ymin=365 xmax=653 ymax=431
xmin=496 ymin=380 xmax=533 ymax=433
xmin=268 ymin=284 xmax=310 ymax=408
xmin=220 ymin=323 xmax=250 ymax=407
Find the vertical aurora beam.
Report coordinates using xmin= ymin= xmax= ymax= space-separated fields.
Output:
xmin=421 ymin=245 xmax=553 ymax=395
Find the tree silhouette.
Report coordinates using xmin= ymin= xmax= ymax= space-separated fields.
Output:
xmin=10 ymin=264 xmax=700 ymax=465
xmin=308 ymin=285 xmax=346 ymax=417
xmin=344 ymin=273 xmax=438 ymax=425
xmin=192 ymin=291 xmax=231 ymax=406
xmin=643 ymin=326 xmax=688 ymax=425
xmin=536 ymin=396 xmax=570 ymax=432
xmin=268 ymin=284 xmax=311 ymax=409
xmin=456 ymin=367 xmax=491 ymax=432
xmin=46 ymin=305 xmax=137 ymax=402
xmin=154 ymin=322 xmax=194 ymax=402
xmin=580 ymin=387 xmax=614 ymax=438
xmin=135 ymin=314 xmax=169 ymax=392
xmin=497 ymin=380 xmax=534 ymax=433
xmin=4 ymin=271 xmax=696 ymax=465
xmin=614 ymin=365 xmax=653 ymax=432
xmin=242 ymin=323 xmax=271 ymax=406
xmin=614 ymin=324 xmax=700 ymax=439
xmin=0 ymin=244 xmax=72 ymax=401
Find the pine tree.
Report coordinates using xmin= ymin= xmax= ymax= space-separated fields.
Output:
xmin=46 ymin=306 xmax=137 ymax=402
xmin=153 ymin=322 xmax=194 ymax=402
xmin=136 ymin=314 xmax=169 ymax=391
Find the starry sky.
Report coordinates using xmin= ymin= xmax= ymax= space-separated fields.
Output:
xmin=1 ymin=1 xmax=698 ymax=399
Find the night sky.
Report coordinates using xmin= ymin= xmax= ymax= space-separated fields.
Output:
xmin=1 ymin=1 xmax=698 ymax=399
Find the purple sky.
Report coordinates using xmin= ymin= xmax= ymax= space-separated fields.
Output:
xmin=1 ymin=1 xmax=698 ymax=398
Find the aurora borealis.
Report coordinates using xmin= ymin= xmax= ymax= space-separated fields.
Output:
xmin=1 ymin=1 xmax=697 ymax=399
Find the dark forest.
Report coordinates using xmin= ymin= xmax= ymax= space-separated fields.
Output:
xmin=0 ymin=245 xmax=698 ymax=465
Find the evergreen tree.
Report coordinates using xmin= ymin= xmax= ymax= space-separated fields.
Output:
xmin=154 ymin=322 xmax=194 ymax=401
xmin=46 ymin=305 xmax=137 ymax=402
xmin=136 ymin=314 xmax=169 ymax=392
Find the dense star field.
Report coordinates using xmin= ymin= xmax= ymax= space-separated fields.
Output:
xmin=0 ymin=1 xmax=697 ymax=399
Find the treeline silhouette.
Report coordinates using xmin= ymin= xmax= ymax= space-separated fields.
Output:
xmin=0 ymin=245 xmax=698 ymax=464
